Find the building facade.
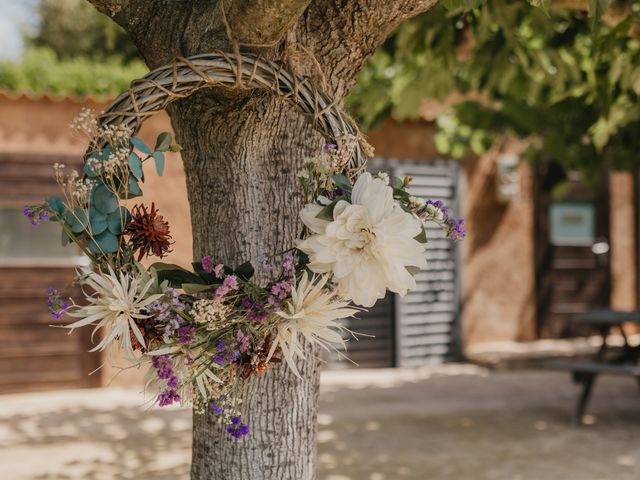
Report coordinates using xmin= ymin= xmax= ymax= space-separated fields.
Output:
xmin=0 ymin=92 xmax=637 ymax=391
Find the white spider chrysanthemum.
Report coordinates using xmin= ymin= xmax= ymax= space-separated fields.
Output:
xmin=65 ymin=267 xmax=162 ymax=358
xmin=269 ymin=274 xmax=359 ymax=377
xmin=298 ymin=172 xmax=427 ymax=307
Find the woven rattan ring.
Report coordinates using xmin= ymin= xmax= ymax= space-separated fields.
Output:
xmin=90 ymin=51 xmax=369 ymax=176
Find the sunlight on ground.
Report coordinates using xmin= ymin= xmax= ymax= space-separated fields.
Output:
xmin=0 ymin=369 xmax=639 ymax=480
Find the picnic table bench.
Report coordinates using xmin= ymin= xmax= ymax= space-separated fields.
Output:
xmin=547 ymin=309 xmax=640 ymax=423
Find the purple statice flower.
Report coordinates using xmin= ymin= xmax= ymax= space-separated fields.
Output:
xmin=213 ymin=264 xmax=224 ymax=278
xmin=157 ymin=390 xmax=181 ymax=407
xmin=242 ymin=297 xmax=268 ymax=322
xmin=448 ymin=217 xmax=466 ymax=241
xmin=24 ymin=205 xmax=48 ymax=227
xmin=281 ymin=252 xmax=296 ymax=275
xmin=46 ymin=287 xmax=69 ymax=319
xmin=271 ymin=280 xmax=292 ymax=300
xmin=201 ymin=255 xmax=212 ymax=273
xmin=177 ymin=325 xmax=196 ymax=344
xmin=152 ymin=354 xmax=181 ymax=407
xmin=210 ymin=403 xmax=224 ymax=415
xmin=147 ymin=288 xmax=186 ymax=340
xmin=226 ymin=416 xmax=250 ymax=439
xmin=236 ymin=330 xmax=251 ymax=353
xmin=416 ymin=199 xmax=466 ymax=242
xmin=214 ymin=275 xmax=239 ymax=301
xmin=323 ymin=143 xmax=337 ymax=152
xmin=256 ymin=253 xmax=273 ymax=273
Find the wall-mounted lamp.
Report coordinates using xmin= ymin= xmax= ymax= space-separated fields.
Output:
xmin=496 ymin=153 xmax=520 ymax=203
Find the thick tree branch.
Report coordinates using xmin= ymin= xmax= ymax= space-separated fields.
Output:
xmin=292 ymin=0 xmax=439 ymax=99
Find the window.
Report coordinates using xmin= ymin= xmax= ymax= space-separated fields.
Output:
xmin=0 ymin=208 xmax=86 ymax=266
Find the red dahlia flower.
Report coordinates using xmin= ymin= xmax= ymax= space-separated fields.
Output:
xmin=125 ymin=203 xmax=173 ymax=261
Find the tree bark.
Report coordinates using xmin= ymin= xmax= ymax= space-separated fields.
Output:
xmin=85 ymin=1 xmax=438 ymax=478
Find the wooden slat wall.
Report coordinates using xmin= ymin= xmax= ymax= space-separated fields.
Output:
xmin=0 ymin=267 xmax=101 ymax=393
xmin=0 ymin=153 xmax=82 ymax=205
xmin=0 ymin=152 xmax=99 ymax=393
xmin=391 ymin=160 xmax=461 ymax=366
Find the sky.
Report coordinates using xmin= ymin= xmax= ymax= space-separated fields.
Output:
xmin=0 ymin=0 xmax=40 ymax=61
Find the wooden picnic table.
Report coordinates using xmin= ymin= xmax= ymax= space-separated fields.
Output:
xmin=548 ymin=309 xmax=640 ymax=423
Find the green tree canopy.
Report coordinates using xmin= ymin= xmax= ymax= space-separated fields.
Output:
xmin=0 ymin=0 xmax=145 ymax=97
xmin=346 ymin=0 xmax=640 ymax=177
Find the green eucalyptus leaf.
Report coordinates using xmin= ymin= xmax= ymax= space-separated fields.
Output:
xmin=89 ymin=209 xmax=109 ymax=235
xmin=106 ymin=207 xmax=131 ymax=235
xmin=47 ymin=196 xmax=65 ymax=214
xmin=131 ymin=137 xmax=152 ymax=155
xmin=61 ymin=230 xmax=71 ymax=247
xmin=70 ymin=207 xmax=89 ymax=233
xmin=91 ymin=184 xmax=119 ymax=214
xmin=128 ymin=177 xmax=143 ymax=197
xmin=88 ymin=230 xmax=119 ymax=254
xmin=152 ymin=152 xmax=165 ymax=176
xmin=154 ymin=132 xmax=173 ymax=152
xmin=128 ymin=152 xmax=144 ymax=179
xmin=83 ymin=161 xmax=98 ymax=177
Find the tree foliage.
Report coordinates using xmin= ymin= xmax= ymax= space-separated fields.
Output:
xmin=0 ymin=0 xmax=145 ymax=97
xmin=346 ymin=0 xmax=640 ymax=176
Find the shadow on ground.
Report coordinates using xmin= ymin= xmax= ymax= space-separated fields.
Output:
xmin=0 ymin=369 xmax=638 ymax=480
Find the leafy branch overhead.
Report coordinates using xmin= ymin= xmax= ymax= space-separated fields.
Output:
xmin=346 ymin=0 xmax=640 ymax=177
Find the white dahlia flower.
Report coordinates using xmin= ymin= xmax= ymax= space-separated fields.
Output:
xmin=269 ymin=274 xmax=359 ymax=377
xmin=65 ymin=267 xmax=162 ymax=358
xmin=298 ymin=172 xmax=427 ymax=307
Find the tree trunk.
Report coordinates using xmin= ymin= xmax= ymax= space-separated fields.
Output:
xmin=169 ymin=92 xmax=324 ymax=479
xmin=85 ymin=2 xmax=438 ymax=478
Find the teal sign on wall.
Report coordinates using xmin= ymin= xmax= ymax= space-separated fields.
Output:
xmin=549 ymin=202 xmax=595 ymax=246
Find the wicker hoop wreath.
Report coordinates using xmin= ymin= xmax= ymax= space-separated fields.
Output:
xmin=92 ymin=51 xmax=368 ymax=175
xmin=30 ymin=51 xmax=464 ymax=438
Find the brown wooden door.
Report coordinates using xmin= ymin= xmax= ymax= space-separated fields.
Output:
xmin=535 ymin=165 xmax=611 ymax=338
xmin=0 ymin=152 xmax=101 ymax=393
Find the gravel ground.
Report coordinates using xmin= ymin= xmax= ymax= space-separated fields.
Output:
xmin=0 ymin=365 xmax=638 ymax=480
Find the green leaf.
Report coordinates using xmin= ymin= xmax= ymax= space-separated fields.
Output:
xmin=83 ymin=161 xmax=98 ymax=177
xmin=414 ymin=226 xmax=428 ymax=244
xmin=131 ymin=137 xmax=152 ymax=155
xmin=152 ymin=151 xmax=165 ymax=176
xmin=128 ymin=152 xmax=143 ymax=179
xmin=589 ymin=0 xmax=611 ymax=26
xmin=169 ymin=144 xmax=183 ymax=153
xmin=46 ymin=196 xmax=65 ymax=214
xmin=89 ymin=208 xmax=108 ymax=236
xmin=70 ymin=207 xmax=89 ymax=233
xmin=182 ymin=283 xmax=216 ymax=294
xmin=154 ymin=132 xmax=173 ymax=152
xmin=107 ymin=207 xmax=131 ymax=235
xmin=405 ymin=265 xmax=421 ymax=276
xmin=61 ymin=230 xmax=70 ymax=246
xmin=234 ymin=261 xmax=255 ymax=281
xmin=128 ymin=177 xmax=143 ymax=197
xmin=441 ymin=0 xmax=486 ymax=11
xmin=88 ymin=230 xmax=119 ymax=254
xmin=91 ymin=184 xmax=119 ymax=214
xmin=331 ymin=174 xmax=352 ymax=192
xmin=150 ymin=262 xmax=205 ymax=287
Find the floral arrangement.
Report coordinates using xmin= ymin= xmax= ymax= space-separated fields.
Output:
xmin=26 ymin=110 xmax=464 ymax=439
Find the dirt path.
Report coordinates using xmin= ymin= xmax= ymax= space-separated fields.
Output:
xmin=0 ymin=366 xmax=638 ymax=479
